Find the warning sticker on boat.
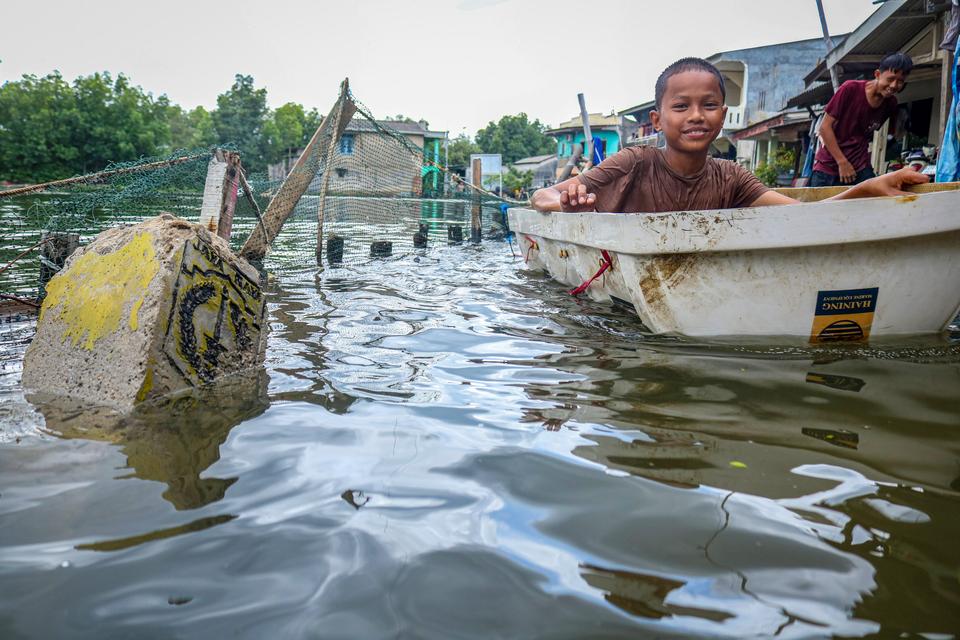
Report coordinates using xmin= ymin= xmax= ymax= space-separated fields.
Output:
xmin=809 ymin=287 xmax=878 ymax=343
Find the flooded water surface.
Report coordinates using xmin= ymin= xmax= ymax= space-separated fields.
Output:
xmin=1 ymin=234 xmax=959 ymax=638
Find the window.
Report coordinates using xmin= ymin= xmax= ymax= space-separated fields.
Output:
xmin=339 ymin=134 xmax=355 ymax=155
xmin=757 ymin=91 xmax=767 ymax=111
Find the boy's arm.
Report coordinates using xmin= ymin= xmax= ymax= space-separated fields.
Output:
xmin=749 ymin=167 xmax=929 ymax=207
xmin=818 ymin=114 xmax=857 ymax=184
xmin=532 ymin=149 xmax=636 ymax=212
xmin=531 ymin=177 xmax=597 ymax=212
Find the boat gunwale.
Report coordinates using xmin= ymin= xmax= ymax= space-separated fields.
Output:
xmin=508 ymin=186 xmax=960 ymax=256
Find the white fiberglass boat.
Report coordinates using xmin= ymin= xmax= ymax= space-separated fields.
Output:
xmin=508 ymin=184 xmax=960 ymax=341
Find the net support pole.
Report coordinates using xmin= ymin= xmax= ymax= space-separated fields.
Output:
xmin=239 ymin=79 xmax=356 ymax=263
xmin=38 ymin=231 xmax=79 ymax=300
xmin=199 ymin=149 xmax=241 ymax=242
xmin=315 ymin=80 xmax=351 ymax=265
xmin=470 ymin=158 xmax=482 ymax=243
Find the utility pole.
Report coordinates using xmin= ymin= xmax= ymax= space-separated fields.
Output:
xmin=816 ymin=0 xmax=841 ymax=91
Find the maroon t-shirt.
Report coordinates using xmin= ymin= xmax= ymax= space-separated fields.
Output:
xmin=577 ymin=146 xmax=768 ymax=213
xmin=813 ymin=80 xmax=897 ymax=175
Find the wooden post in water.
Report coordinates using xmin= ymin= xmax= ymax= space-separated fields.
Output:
xmin=470 ymin=157 xmax=482 ymax=243
xmin=38 ymin=231 xmax=79 ymax=299
xmin=239 ymin=79 xmax=356 ymax=263
xmin=315 ymin=80 xmax=351 ymax=265
xmin=219 ymin=153 xmax=240 ymax=242
xmin=200 ymin=150 xmax=241 ymax=242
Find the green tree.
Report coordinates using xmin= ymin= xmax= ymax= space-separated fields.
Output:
xmin=71 ymin=72 xmax=171 ymax=172
xmin=0 ymin=72 xmax=79 ymax=181
xmin=502 ymin=166 xmax=532 ymax=196
xmin=166 ymin=105 xmax=217 ymax=151
xmin=446 ymin=133 xmax=480 ymax=175
xmin=263 ymin=102 xmax=312 ymax=165
xmin=475 ymin=113 xmax=554 ymax=164
xmin=213 ymin=74 xmax=269 ymax=172
xmin=0 ymin=71 xmax=173 ymax=181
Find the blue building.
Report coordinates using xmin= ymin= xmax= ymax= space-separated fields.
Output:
xmin=546 ymin=113 xmax=638 ymax=176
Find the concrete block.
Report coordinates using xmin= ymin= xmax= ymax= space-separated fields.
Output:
xmin=22 ymin=214 xmax=266 ymax=412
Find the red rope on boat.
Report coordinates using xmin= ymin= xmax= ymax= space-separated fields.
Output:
xmin=569 ymin=250 xmax=613 ymax=296
xmin=523 ymin=235 xmax=539 ymax=263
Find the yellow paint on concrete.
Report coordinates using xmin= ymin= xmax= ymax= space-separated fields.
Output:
xmin=136 ymin=365 xmax=154 ymax=403
xmin=41 ymin=231 xmax=160 ymax=350
xmin=129 ymin=298 xmax=144 ymax=331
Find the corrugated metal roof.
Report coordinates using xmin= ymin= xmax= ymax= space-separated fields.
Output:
xmin=785 ymin=0 xmax=943 ymax=108
xmin=830 ymin=0 xmax=927 ymax=59
xmin=344 ymin=119 xmax=427 ymax=135
xmin=513 ymin=154 xmax=555 ymax=165
xmin=546 ymin=113 xmax=622 ymax=134
xmin=785 ymin=81 xmax=834 ymax=109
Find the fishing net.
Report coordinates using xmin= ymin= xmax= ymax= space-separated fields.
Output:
xmin=240 ymin=83 xmax=518 ymax=268
xmin=0 ymin=80 xmax=521 ymax=302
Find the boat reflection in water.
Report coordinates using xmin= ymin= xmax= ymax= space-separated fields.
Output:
xmin=29 ymin=369 xmax=269 ymax=511
xmin=513 ymin=335 xmax=960 ymax=635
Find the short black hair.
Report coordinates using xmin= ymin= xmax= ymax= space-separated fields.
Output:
xmin=654 ymin=58 xmax=726 ymax=109
xmin=878 ymin=52 xmax=913 ymax=75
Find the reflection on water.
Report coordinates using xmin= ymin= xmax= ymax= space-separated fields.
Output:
xmin=1 ymin=232 xmax=959 ymax=637
xmin=30 ymin=370 xmax=269 ymax=511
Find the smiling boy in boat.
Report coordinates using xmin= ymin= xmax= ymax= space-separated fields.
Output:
xmin=531 ymin=58 xmax=927 ymax=214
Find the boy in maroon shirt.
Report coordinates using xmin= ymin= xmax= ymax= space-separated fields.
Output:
xmin=812 ymin=53 xmax=913 ymax=186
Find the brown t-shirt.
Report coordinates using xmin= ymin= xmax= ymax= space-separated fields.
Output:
xmin=577 ymin=146 xmax=769 ymax=213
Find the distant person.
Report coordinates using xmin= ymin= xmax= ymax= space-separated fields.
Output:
xmin=812 ymin=53 xmax=913 ymax=186
xmin=531 ymin=58 xmax=925 ymax=214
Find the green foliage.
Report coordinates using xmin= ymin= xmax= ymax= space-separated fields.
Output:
xmin=754 ymin=162 xmax=779 ymax=187
xmin=71 ymin=73 xmax=171 ymax=173
xmin=502 ymin=166 xmax=532 ymax=195
xmin=0 ymin=71 xmax=173 ymax=181
xmin=0 ymin=70 xmax=327 ymax=182
xmin=263 ymin=102 xmax=324 ymax=165
xmin=446 ymin=134 xmax=481 ymax=175
xmin=213 ymin=75 xmax=270 ymax=173
xmin=167 ymin=105 xmax=217 ymax=151
xmin=772 ymin=147 xmax=797 ymax=173
xmin=0 ymin=72 xmax=78 ymax=182
xmin=475 ymin=113 xmax=554 ymax=164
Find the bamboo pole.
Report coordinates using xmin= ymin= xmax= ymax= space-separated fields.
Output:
xmin=315 ymin=80 xmax=351 ymax=265
xmin=470 ymin=157 xmax=482 ymax=243
xmin=239 ymin=79 xmax=356 ymax=262
xmin=198 ymin=149 xmax=240 ymax=240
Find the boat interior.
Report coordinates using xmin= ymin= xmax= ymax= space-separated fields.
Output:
xmin=773 ymin=181 xmax=960 ymax=202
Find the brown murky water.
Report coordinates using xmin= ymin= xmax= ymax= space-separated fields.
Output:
xmin=1 ymin=209 xmax=960 ymax=638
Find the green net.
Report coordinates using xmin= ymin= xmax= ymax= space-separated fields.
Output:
xmin=241 ymin=82 xmax=520 ymax=268
xmin=0 ymin=82 xmax=522 ymax=301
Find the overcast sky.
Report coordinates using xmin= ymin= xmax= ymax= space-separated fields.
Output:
xmin=2 ymin=0 xmax=878 ymax=136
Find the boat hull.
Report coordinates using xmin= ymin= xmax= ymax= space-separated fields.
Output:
xmin=508 ymin=188 xmax=960 ymax=339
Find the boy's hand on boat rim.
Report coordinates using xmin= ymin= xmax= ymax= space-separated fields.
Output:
xmin=863 ymin=167 xmax=930 ymax=197
xmin=560 ymin=182 xmax=597 ymax=212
